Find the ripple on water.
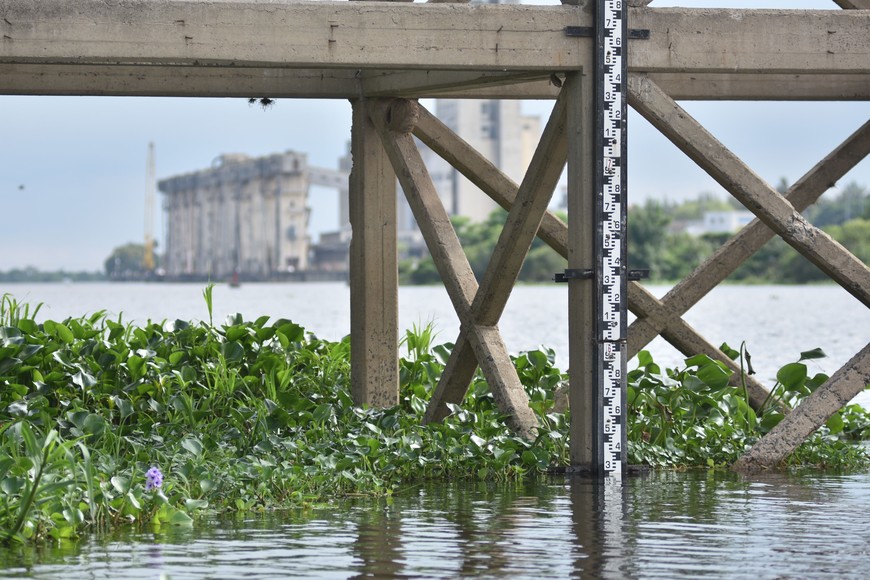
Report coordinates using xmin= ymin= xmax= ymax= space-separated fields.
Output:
xmin=4 ymin=473 xmax=870 ymax=579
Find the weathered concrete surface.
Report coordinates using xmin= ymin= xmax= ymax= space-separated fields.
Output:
xmin=565 ymin=72 xmax=597 ymax=467
xmin=349 ymin=99 xmax=399 ymax=409
xmin=1 ymin=3 xmax=868 ymax=99
xmin=369 ymin=98 xmax=539 ymax=440
xmin=834 ymin=0 xmax=870 ymax=9
xmin=627 ymin=119 xmax=870 ymax=351
xmin=421 ymin=90 xmax=567 ymax=426
xmin=415 ymin=90 xmax=779 ymax=415
xmin=733 ymin=343 xmax=870 ymax=473
xmin=629 ymin=74 xmax=870 ymax=309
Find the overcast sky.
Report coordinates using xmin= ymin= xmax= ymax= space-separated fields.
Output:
xmin=1 ymin=0 xmax=867 ymax=272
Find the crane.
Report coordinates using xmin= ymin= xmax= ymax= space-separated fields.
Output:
xmin=143 ymin=142 xmax=156 ymax=273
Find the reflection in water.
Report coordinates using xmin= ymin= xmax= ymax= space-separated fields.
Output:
xmin=3 ymin=471 xmax=870 ymax=578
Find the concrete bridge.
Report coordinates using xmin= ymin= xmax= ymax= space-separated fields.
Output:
xmin=2 ymin=0 xmax=868 ymax=471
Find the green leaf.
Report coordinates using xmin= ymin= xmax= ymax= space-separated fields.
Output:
xmin=1 ymin=477 xmax=25 ymax=495
xmin=16 ymin=319 xmax=39 ymax=335
xmin=777 ymin=362 xmax=808 ymax=392
xmin=83 ymin=414 xmax=106 ymax=439
xmin=225 ymin=325 xmax=249 ymax=342
xmin=111 ymin=475 xmax=130 ymax=494
xmin=636 ymin=350 xmax=654 ymax=367
xmin=114 ymin=397 xmax=134 ymax=420
xmin=55 ymin=323 xmax=74 ymax=344
xmin=826 ymin=412 xmax=844 ymax=435
xmin=182 ymin=437 xmax=203 ymax=457
xmin=528 ymin=349 xmax=548 ymax=370
xmin=696 ymin=362 xmax=732 ymax=390
xmin=799 ymin=348 xmax=827 ymax=361
xmin=276 ymin=322 xmax=304 ymax=344
xmin=72 ymin=369 xmax=97 ymax=390
xmin=761 ymin=412 xmax=784 ymax=432
xmin=684 ymin=354 xmax=714 ymax=368
xmin=719 ymin=342 xmax=740 ymax=360
xmin=220 ymin=341 xmax=245 ymax=363
xmin=313 ymin=403 xmax=333 ymax=424
xmin=18 ymin=344 xmax=43 ymax=362
xmin=185 ymin=499 xmax=209 ymax=511
xmin=181 ymin=365 xmax=197 ymax=384
xmin=127 ymin=355 xmax=146 ymax=381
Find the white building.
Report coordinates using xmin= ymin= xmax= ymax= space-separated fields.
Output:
xmin=683 ymin=210 xmax=756 ymax=236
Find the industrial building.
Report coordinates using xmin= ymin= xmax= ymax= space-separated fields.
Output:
xmin=158 ymin=151 xmax=346 ymax=280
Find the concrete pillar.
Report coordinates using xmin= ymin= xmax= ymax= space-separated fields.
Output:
xmin=348 ymin=99 xmax=399 ymax=408
xmin=566 ymin=72 xmax=597 ymax=467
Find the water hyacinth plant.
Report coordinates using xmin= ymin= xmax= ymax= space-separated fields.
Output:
xmin=145 ymin=467 xmax=163 ymax=492
xmin=0 ymin=291 xmax=868 ymax=543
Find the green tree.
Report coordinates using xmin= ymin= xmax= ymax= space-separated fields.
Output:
xmin=104 ymin=242 xmax=158 ymax=279
xmin=805 ymin=181 xmax=868 ymax=227
xmin=828 ymin=218 xmax=870 ymax=265
xmin=671 ymin=191 xmax=732 ymax=222
xmin=627 ymin=199 xmax=673 ymax=274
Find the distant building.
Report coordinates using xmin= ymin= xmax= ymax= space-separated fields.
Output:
xmin=683 ymin=210 xmax=755 ymax=236
xmin=159 ymin=151 xmax=346 ymax=280
xmin=410 ymin=99 xmax=541 ymax=228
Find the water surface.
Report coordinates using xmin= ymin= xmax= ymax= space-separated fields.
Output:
xmin=3 ymin=471 xmax=870 ymax=579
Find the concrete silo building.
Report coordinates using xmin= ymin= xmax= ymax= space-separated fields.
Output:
xmin=159 ymin=151 xmax=345 ymax=280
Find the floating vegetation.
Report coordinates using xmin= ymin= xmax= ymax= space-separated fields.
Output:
xmin=1 ymin=291 xmax=868 ymax=543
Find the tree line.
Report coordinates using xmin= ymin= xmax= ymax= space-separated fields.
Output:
xmin=399 ymin=180 xmax=869 ymax=285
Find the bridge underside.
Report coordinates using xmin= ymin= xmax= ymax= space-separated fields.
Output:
xmin=3 ymin=0 xmax=869 ymax=470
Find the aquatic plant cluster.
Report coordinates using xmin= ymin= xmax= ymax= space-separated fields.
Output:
xmin=1 ymin=292 xmax=868 ymax=543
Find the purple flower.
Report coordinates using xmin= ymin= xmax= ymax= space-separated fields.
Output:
xmin=145 ymin=466 xmax=163 ymax=491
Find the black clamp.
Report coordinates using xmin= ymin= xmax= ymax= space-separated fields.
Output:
xmin=554 ymin=268 xmax=650 ymax=283
xmin=564 ymin=27 xmax=651 ymax=40
xmin=554 ymin=269 xmax=593 ymax=283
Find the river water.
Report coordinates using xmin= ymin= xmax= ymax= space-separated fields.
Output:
xmin=1 ymin=282 xmax=869 ymax=578
xmin=4 ymin=470 xmax=870 ymax=579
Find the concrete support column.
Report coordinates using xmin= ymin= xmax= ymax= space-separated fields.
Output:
xmin=349 ymin=99 xmax=399 ymax=408
xmin=566 ymin=73 xmax=596 ymax=467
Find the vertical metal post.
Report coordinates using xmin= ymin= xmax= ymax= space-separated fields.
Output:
xmin=593 ymin=0 xmax=629 ymax=477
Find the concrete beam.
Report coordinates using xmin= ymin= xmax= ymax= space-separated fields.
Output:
xmin=413 ymin=90 xmax=778 ymax=414
xmin=3 ymin=64 xmax=868 ymax=101
xmin=565 ymin=72 xmax=597 ymax=467
xmin=369 ymin=98 xmax=538 ymax=439
xmin=0 ymin=64 xmax=361 ymax=98
xmin=645 ymin=73 xmax=870 ymax=101
xmin=629 ymin=74 xmax=870 ymax=309
xmin=628 ymin=119 xmax=870 ymax=358
xmin=733 ymin=343 xmax=870 ymax=472
xmin=833 ymin=0 xmax=870 ymax=9
xmin=630 ymin=8 xmax=870 ymax=75
xmin=349 ymin=99 xmax=399 ymax=409
xmin=1 ymin=3 xmax=868 ymax=101
xmin=359 ymin=70 xmax=553 ymax=98
xmin=422 ymin=92 xmax=568 ymax=424
xmin=0 ymin=1 xmax=591 ymax=71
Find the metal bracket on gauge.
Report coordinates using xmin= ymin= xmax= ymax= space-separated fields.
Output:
xmin=555 ymin=269 xmax=649 ymax=283
xmin=563 ymin=26 xmax=650 ymax=40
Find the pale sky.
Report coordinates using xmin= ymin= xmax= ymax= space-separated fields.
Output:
xmin=1 ymin=0 xmax=867 ymax=272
